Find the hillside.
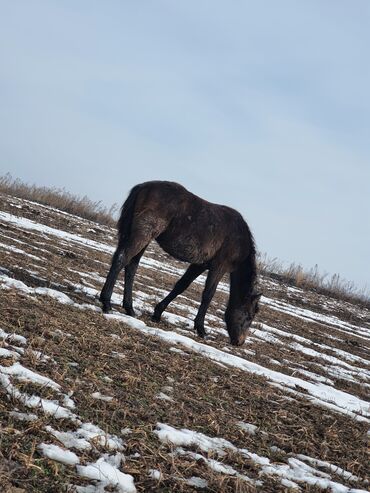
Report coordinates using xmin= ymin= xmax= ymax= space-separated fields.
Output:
xmin=0 ymin=192 xmax=369 ymax=493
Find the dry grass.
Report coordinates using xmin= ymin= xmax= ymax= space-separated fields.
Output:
xmin=1 ymin=173 xmax=368 ymax=307
xmin=0 ymin=291 xmax=369 ymax=492
xmin=0 ymin=192 xmax=370 ymax=492
xmin=0 ymin=173 xmax=117 ymax=227
xmin=258 ymin=253 xmax=370 ymax=308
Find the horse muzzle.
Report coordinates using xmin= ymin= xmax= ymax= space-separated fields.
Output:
xmin=230 ymin=333 xmax=247 ymax=346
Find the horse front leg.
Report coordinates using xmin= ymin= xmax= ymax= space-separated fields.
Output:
xmin=152 ymin=264 xmax=206 ymax=322
xmin=122 ymin=247 xmax=146 ymax=316
xmin=194 ymin=268 xmax=224 ymax=338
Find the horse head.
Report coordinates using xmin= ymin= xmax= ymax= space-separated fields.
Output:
xmin=225 ymin=292 xmax=262 ymax=346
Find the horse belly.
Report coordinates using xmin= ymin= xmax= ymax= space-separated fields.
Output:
xmin=156 ymin=236 xmax=205 ymax=263
xmin=156 ymin=219 xmax=223 ymax=264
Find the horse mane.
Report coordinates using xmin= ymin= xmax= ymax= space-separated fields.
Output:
xmin=228 ymin=225 xmax=257 ymax=307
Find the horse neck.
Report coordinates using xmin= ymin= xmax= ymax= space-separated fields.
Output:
xmin=228 ymin=251 xmax=256 ymax=308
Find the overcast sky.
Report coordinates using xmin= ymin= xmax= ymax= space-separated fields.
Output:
xmin=1 ymin=1 xmax=369 ymax=289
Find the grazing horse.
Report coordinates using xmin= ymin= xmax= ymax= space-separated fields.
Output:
xmin=100 ymin=181 xmax=261 ymax=346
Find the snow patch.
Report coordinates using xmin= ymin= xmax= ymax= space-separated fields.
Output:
xmin=238 ymin=422 xmax=258 ymax=435
xmin=91 ymin=392 xmax=114 ymax=402
xmin=148 ymin=468 xmax=162 ymax=480
xmin=76 ymin=453 xmax=136 ymax=493
xmin=156 ymin=392 xmax=174 ymax=402
xmin=39 ymin=443 xmax=80 ymax=465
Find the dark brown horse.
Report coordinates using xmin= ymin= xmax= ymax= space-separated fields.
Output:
xmin=100 ymin=181 xmax=261 ymax=346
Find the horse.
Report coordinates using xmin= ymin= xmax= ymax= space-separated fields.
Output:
xmin=100 ymin=181 xmax=261 ymax=346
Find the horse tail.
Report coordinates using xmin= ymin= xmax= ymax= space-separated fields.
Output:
xmin=117 ymin=184 xmax=141 ymax=240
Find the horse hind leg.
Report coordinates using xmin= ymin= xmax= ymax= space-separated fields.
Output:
xmin=100 ymin=241 xmax=127 ymax=313
xmin=122 ymin=247 xmax=146 ymax=316
xmin=100 ymin=219 xmax=165 ymax=314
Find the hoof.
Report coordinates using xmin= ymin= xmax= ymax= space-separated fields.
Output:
xmin=123 ymin=301 xmax=135 ymax=317
xmin=124 ymin=307 xmax=136 ymax=317
xmin=151 ymin=313 xmax=161 ymax=323
xmin=196 ymin=328 xmax=206 ymax=339
xmin=99 ymin=295 xmax=111 ymax=314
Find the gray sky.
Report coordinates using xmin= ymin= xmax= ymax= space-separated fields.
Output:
xmin=1 ymin=1 xmax=369 ymax=289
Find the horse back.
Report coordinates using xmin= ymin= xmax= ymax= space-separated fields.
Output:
xmin=123 ymin=181 xmax=252 ymax=268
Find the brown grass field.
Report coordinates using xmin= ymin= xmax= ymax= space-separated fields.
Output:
xmin=0 ymin=189 xmax=369 ymax=492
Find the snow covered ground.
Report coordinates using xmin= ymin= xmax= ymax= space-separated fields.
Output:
xmin=1 ymin=194 xmax=369 ymax=492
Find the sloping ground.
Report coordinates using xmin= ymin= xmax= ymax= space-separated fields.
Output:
xmin=0 ymin=192 xmax=369 ymax=493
